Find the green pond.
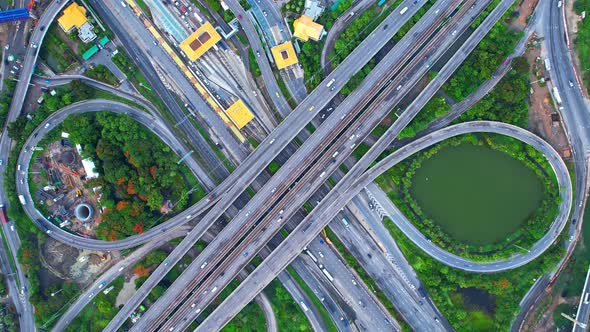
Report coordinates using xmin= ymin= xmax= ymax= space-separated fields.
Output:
xmin=410 ymin=143 xmax=544 ymax=245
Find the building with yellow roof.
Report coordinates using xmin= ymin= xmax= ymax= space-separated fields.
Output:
xmin=225 ymin=99 xmax=254 ymax=129
xmin=180 ymin=22 xmax=222 ymax=61
xmin=293 ymin=15 xmax=325 ymax=42
xmin=271 ymin=42 xmax=298 ymax=70
xmin=58 ymin=3 xmax=96 ymax=43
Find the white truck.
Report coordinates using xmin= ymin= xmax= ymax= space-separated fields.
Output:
xmin=18 ymin=195 xmax=26 ymax=205
xmin=544 ymin=58 xmax=551 ymax=71
xmin=552 ymin=87 xmax=562 ymax=105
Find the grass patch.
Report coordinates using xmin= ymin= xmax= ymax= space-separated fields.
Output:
xmin=286 ymin=266 xmax=338 ymax=332
xmin=264 ymin=278 xmax=312 ymax=331
xmin=84 ymin=64 xmax=119 ymax=86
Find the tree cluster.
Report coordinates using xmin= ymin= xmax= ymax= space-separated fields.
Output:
xmin=84 ymin=65 xmax=119 ymax=86
xmin=385 ymin=217 xmax=564 ymax=331
xmin=39 ymin=24 xmax=79 ymax=73
xmin=384 ymin=133 xmax=560 ymax=261
xmin=573 ymin=0 xmax=590 ymax=94
xmin=444 ymin=23 xmax=523 ymax=101
xmin=458 ymin=57 xmax=530 ymax=128
xmin=62 ymin=112 xmax=192 ymax=240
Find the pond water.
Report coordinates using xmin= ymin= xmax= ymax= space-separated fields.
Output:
xmin=410 ymin=143 xmax=544 ymax=245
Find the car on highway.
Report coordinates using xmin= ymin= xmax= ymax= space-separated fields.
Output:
xmin=10 ymin=225 xmax=14 ymax=231
xmin=256 ymin=50 xmax=260 ymax=57
xmin=262 ymin=10 xmax=267 ymax=16
xmin=569 ymin=80 xmax=574 ymax=88
xmin=164 ymin=259 xmax=171 ymax=266
xmin=0 ymin=159 xmax=3 ymax=166
xmin=98 ymin=281 xmax=106 ymax=289
xmin=44 ymin=122 xmax=51 ymax=129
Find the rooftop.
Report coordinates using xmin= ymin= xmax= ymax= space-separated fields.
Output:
xmin=57 ymin=2 xmax=88 ymax=32
xmin=293 ymin=15 xmax=325 ymax=42
xmin=271 ymin=41 xmax=299 ymax=69
xmin=225 ymin=100 xmax=254 ymax=129
xmin=179 ymin=22 xmax=222 ymax=61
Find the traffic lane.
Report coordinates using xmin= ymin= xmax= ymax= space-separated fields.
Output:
xmin=572 ymin=266 xmax=590 ymax=332
xmin=304 ymin=234 xmax=396 ymax=330
xmin=290 ymin=257 xmax=353 ymax=331
xmin=8 ymin=0 xmax=70 ymax=123
xmin=330 ymin=209 xmax=445 ymax=331
xmin=110 ymin=0 xmax=436 ymax=325
xmin=196 ymin=4 xmax=540 ymax=324
xmin=357 ymin=122 xmax=572 ymax=273
xmin=276 ymin=271 xmax=327 ymax=331
xmin=350 ymin=192 xmax=421 ymax=287
xmin=88 ymin=0 xmax=242 ymax=175
xmin=52 ymin=226 xmax=191 ymax=331
xmin=15 ymin=100 xmax=216 ymax=251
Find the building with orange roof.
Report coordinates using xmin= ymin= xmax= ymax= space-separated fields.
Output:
xmin=271 ymin=42 xmax=299 ymax=70
xmin=293 ymin=15 xmax=325 ymax=42
xmin=180 ymin=22 xmax=222 ymax=61
xmin=57 ymin=2 xmax=96 ymax=43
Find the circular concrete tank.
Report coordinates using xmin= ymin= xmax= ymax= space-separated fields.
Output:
xmin=75 ymin=203 xmax=93 ymax=222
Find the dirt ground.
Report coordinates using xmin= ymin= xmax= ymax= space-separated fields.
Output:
xmin=31 ymin=140 xmax=102 ymax=238
xmin=526 ymin=294 xmax=579 ymax=331
xmin=526 ymin=35 xmax=572 ymax=159
xmin=40 ymin=238 xmax=114 ymax=285
xmin=513 ymin=0 xmax=539 ymax=30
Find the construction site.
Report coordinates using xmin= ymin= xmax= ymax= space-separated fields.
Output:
xmin=29 ymin=134 xmax=102 ymax=238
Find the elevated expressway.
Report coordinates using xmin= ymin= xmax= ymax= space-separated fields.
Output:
xmin=95 ymin=1 xmax=440 ymax=330
xmin=129 ymin=1 xmax=495 ymax=330
xmin=195 ymin=0 xmax=570 ymax=329
xmin=13 ymin=0 xmax=427 ymax=253
xmin=0 ymin=1 xmax=70 ymax=330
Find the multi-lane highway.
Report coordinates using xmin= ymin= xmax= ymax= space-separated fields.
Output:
xmin=14 ymin=0 xmax=427 ymax=254
xmin=320 ymin=0 xmax=375 ymax=74
xmin=194 ymin=2 xmax=532 ymax=327
xmin=136 ymin=1 xmax=494 ymax=330
xmin=0 ymin=2 xmax=71 ymax=329
xmin=4 ymin=0 xmax=583 ymax=331
xmin=103 ymin=1 xmax=434 ymax=329
xmin=573 ymin=265 xmax=590 ymax=332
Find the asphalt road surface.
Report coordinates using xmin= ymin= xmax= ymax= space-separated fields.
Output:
xmin=573 ymin=265 xmax=590 ymax=332
xmin=124 ymin=1 xmax=464 ymax=329
xmin=194 ymin=3 xmax=533 ymax=327
xmin=103 ymin=1 xmax=434 ymax=329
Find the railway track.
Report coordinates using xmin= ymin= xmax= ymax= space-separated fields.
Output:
xmin=193 ymin=0 xmax=514 ymax=329
xmin=151 ymin=0 xmax=486 ymax=330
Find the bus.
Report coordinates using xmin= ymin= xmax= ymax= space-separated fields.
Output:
xmin=299 ymin=301 xmax=309 ymax=312
xmin=322 ymin=268 xmax=334 ymax=282
xmin=0 ymin=205 xmax=7 ymax=224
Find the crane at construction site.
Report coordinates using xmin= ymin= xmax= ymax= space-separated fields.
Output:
xmin=42 ymin=159 xmax=79 ymax=176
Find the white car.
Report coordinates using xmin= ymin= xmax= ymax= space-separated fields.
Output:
xmin=44 ymin=122 xmax=50 ymax=129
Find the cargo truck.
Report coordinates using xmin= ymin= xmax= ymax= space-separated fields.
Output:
xmin=552 ymin=87 xmax=562 ymax=104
